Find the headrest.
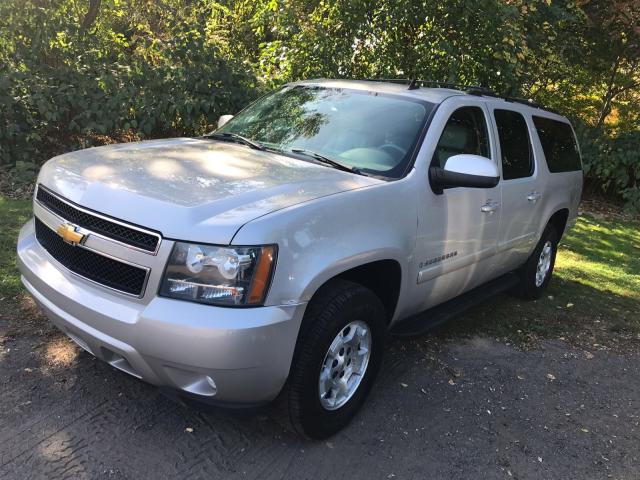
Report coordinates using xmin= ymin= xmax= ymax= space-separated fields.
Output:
xmin=438 ymin=124 xmax=470 ymax=150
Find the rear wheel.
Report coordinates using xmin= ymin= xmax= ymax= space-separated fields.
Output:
xmin=285 ymin=279 xmax=386 ymax=439
xmin=512 ymin=225 xmax=559 ymax=300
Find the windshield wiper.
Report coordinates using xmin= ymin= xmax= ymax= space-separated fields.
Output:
xmin=290 ymin=148 xmax=361 ymax=175
xmin=202 ymin=132 xmax=265 ymax=151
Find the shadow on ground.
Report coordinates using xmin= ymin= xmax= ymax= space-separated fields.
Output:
xmin=1 ymin=301 xmax=639 ymax=480
xmin=434 ymin=277 xmax=640 ymax=353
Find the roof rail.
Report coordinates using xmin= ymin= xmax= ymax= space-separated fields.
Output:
xmin=358 ymin=78 xmax=560 ymax=114
xmin=466 ymin=86 xmax=499 ymax=97
xmin=361 ymin=78 xmax=495 ymax=94
xmin=504 ymin=96 xmax=560 ymax=115
xmin=360 ymin=78 xmax=414 ymax=86
xmin=409 ymin=80 xmax=494 ymax=92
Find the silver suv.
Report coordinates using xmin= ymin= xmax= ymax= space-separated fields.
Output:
xmin=17 ymin=79 xmax=583 ymax=438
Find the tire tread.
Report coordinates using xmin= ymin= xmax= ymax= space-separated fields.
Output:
xmin=285 ymin=279 xmax=385 ymax=438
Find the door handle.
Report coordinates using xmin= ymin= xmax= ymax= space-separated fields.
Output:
xmin=527 ymin=191 xmax=542 ymax=203
xmin=481 ymin=201 xmax=499 ymax=214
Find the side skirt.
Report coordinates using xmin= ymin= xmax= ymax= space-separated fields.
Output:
xmin=390 ymin=272 xmax=520 ymax=337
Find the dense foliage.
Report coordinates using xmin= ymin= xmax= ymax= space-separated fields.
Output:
xmin=1 ymin=0 xmax=638 ymax=207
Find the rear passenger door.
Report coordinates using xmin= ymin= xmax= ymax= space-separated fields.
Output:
xmin=491 ymin=108 xmax=543 ymax=272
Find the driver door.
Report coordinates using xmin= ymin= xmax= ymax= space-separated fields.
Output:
xmin=413 ymin=100 xmax=502 ymax=312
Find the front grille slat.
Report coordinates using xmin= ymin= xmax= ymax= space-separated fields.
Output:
xmin=34 ymin=218 xmax=148 ymax=296
xmin=36 ymin=187 xmax=159 ymax=252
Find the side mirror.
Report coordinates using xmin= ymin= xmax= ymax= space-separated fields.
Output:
xmin=430 ymin=154 xmax=499 ymax=194
xmin=217 ymin=114 xmax=234 ymax=129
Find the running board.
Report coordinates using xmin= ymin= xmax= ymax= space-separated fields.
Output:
xmin=390 ymin=272 xmax=519 ymax=337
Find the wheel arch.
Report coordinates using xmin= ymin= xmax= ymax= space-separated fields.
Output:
xmin=304 ymin=259 xmax=403 ymax=324
xmin=547 ymin=208 xmax=570 ymax=240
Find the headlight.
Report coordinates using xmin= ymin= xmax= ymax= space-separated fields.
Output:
xmin=159 ymin=242 xmax=277 ymax=306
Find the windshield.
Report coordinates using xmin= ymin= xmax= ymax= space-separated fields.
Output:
xmin=215 ymin=85 xmax=433 ymax=178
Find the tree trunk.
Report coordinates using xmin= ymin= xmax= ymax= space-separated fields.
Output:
xmin=80 ymin=0 xmax=102 ymax=33
xmin=595 ymin=56 xmax=620 ymax=129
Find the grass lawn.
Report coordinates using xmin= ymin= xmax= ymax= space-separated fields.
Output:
xmin=1 ymin=196 xmax=638 ymax=350
xmin=432 ymin=212 xmax=640 ymax=350
xmin=0 ymin=197 xmax=31 ymax=303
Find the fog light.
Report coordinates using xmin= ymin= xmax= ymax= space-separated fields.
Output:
xmin=163 ymin=366 xmax=218 ymax=397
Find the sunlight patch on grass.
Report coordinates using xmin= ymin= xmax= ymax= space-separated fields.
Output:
xmin=555 ymin=215 xmax=640 ymax=301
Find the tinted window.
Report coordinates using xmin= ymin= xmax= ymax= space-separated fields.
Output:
xmin=532 ymin=116 xmax=582 ymax=172
xmin=217 ymin=86 xmax=432 ymax=178
xmin=432 ymin=107 xmax=490 ymax=168
xmin=494 ymin=109 xmax=533 ymax=180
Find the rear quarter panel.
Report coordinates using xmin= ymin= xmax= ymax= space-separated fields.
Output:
xmin=529 ymin=112 xmax=583 ymax=239
xmin=535 ymin=170 xmax=582 ymax=237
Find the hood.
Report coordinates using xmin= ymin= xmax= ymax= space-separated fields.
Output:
xmin=37 ymin=138 xmax=381 ymax=244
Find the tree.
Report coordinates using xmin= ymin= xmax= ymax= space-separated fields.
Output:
xmin=579 ymin=0 xmax=640 ymax=129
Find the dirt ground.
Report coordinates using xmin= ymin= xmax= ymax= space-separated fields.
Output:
xmin=1 ymin=310 xmax=639 ymax=480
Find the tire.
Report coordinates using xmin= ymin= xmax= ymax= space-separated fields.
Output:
xmin=285 ymin=279 xmax=386 ymax=439
xmin=512 ymin=224 xmax=559 ymax=300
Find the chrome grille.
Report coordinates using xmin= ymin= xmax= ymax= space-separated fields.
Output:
xmin=36 ymin=186 xmax=160 ymax=253
xmin=34 ymin=217 xmax=148 ymax=296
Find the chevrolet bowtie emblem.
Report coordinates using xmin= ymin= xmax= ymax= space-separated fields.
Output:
xmin=56 ymin=223 xmax=84 ymax=245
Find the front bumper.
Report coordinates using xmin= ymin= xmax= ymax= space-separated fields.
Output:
xmin=17 ymin=219 xmax=305 ymax=405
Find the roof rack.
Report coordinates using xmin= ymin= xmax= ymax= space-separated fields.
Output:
xmin=465 ymin=86 xmax=499 ymax=97
xmin=359 ymin=78 xmax=559 ymax=114
xmin=361 ymin=78 xmax=497 ymax=95
xmin=504 ymin=96 xmax=560 ymax=115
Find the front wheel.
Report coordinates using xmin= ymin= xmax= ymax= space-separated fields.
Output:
xmin=512 ymin=225 xmax=559 ymax=300
xmin=285 ymin=279 xmax=386 ymax=439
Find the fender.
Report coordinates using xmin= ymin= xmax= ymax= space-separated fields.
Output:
xmin=232 ymin=176 xmax=419 ymax=317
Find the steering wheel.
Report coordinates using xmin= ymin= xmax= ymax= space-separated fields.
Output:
xmin=378 ymin=143 xmax=407 ymax=158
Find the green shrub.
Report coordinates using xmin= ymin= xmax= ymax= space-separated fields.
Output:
xmin=0 ymin=0 xmax=258 ymax=178
xmin=579 ymin=129 xmax=640 ymax=211
xmin=0 ymin=0 xmax=638 ymax=211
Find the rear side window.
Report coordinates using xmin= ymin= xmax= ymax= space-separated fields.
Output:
xmin=432 ymin=106 xmax=490 ymax=168
xmin=532 ymin=116 xmax=582 ymax=172
xmin=494 ymin=109 xmax=533 ymax=180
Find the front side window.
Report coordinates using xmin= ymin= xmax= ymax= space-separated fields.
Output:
xmin=494 ymin=109 xmax=534 ymax=180
xmin=532 ymin=116 xmax=582 ymax=173
xmin=432 ymin=106 xmax=491 ymax=168
xmin=217 ymin=85 xmax=433 ymax=178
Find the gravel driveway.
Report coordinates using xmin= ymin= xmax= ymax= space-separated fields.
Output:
xmin=1 ymin=321 xmax=639 ymax=480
